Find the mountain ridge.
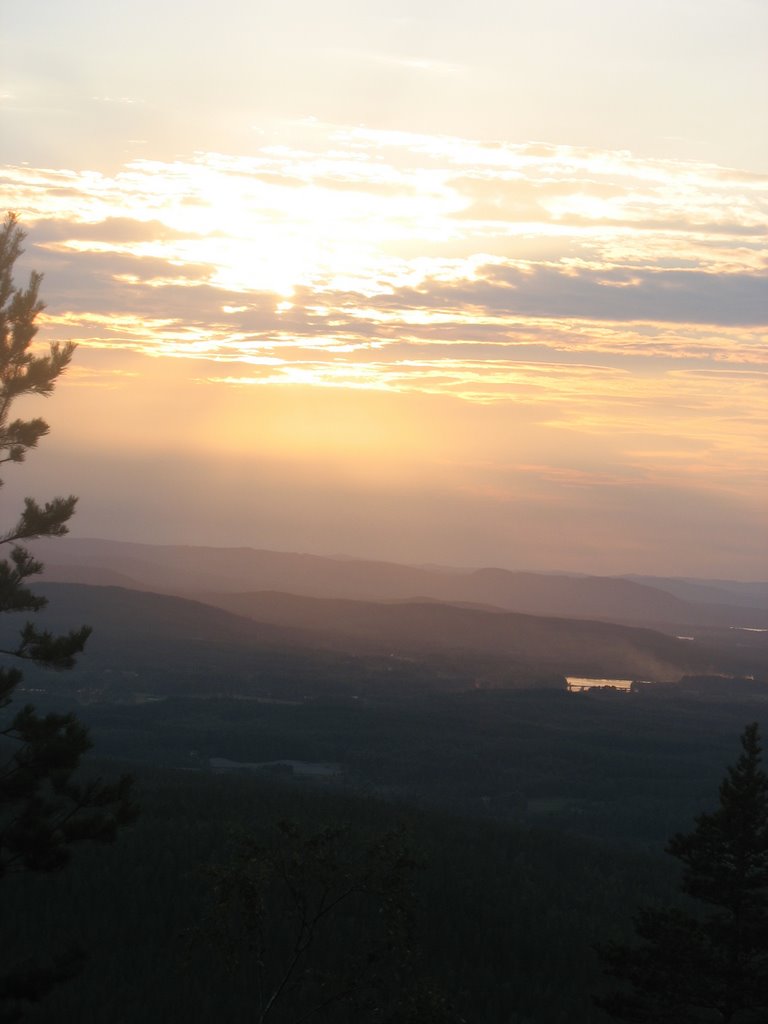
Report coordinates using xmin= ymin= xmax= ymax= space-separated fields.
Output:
xmin=33 ymin=537 xmax=768 ymax=631
xmin=9 ymin=582 xmax=765 ymax=699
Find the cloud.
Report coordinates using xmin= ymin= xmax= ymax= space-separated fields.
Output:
xmin=5 ymin=127 xmax=766 ymax=468
xmin=375 ymin=263 xmax=768 ymax=327
xmin=29 ymin=217 xmax=196 ymax=244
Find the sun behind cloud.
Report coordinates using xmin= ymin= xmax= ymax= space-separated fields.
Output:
xmin=3 ymin=114 xmax=766 ymax=576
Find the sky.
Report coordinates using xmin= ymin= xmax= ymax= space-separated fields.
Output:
xmin=2 ymin=0 xmax=767 ymax=578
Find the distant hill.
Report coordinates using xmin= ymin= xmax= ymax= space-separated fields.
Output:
xmin=5 ymin=583 xmax=763 ymax=703
xmin=624 ymin=575 xmax=768 ymax=611
xmin=6 ymin=583 xmax=412 ymax=701
xmin=2 ymin=581 xmax=310 ymax=676
xmin=42 ymin=563 xmax=144 ymax=589
xmin=189 ymin=588 xmax=747 ymax=682
xmin=34 ymin=537 xmax=768 ymax=631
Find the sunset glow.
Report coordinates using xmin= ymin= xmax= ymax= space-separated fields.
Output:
xmin=3 ymin=0 xmax=766 ymax=576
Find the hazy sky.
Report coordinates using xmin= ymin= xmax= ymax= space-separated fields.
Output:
xmin=3 ymin=0 xmax=767 ymax=577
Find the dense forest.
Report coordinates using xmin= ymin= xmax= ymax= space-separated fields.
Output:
xmin=4 ymin=678 xmax=767 ymax=1022
xmin=5 ymin=755 xmax=678 ymax=1023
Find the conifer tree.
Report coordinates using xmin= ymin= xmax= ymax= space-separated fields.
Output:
xmin=199 ymin=820 xmax=419 ymax=1024
xmin=0 ymin=214 xmax=136 ymax=1019
xmin=598 ymin=722 xmax=768 ymax=1023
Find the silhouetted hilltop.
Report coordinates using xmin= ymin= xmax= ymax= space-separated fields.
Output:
xmin=192 ymin=587 xmax=715 ymax=680
xmin=624 ymin=575 xmax=768 ymax=611
xmin=34 ymin=538 xmax=767 ymax=631
xmin=438 ymin=568 xmax=693 ymax=623
xmin=3 ymin=582 xmax=309 ymax=671
xmin=7 ymin=582 xmax=763 ymax=700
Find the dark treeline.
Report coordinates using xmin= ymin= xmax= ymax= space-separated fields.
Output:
xmin=5 ymin=685 xmax=766 ymax=1022
xmin=63 ymin=685 xmax=761 ymax=843
xmin=7 ymin=763 xmax=676 ymax=1024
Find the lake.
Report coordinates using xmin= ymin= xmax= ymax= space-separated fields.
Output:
xmin=566 ymin=677 xmax=635 ymax=692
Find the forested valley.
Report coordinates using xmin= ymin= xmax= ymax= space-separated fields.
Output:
xmin=6 ymin=667 xmax=768 ymax=1023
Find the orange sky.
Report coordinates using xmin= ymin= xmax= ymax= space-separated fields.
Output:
xmin=2 ymin=2 xmax=767 ymax=577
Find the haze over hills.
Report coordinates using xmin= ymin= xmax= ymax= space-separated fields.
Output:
xmin=34 ymin=537 xmax=768 ymax=631
xmin=187 ymin=588 xmax=765 ymax=682
xmin=623 ymin=575 xmax=768 ymax=611
xmin=10 ymin=581 xmax=766 ymax=701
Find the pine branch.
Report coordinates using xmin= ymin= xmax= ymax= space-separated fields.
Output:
xmin=0 ymin=497 xmax=78 ymax=545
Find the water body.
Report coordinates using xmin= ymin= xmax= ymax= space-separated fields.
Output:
xmin=566 ymin=677 xmax=635 ymax=692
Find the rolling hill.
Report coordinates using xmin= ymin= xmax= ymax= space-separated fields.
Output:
xmin=33 ymin=537 xmax=768 ymax=630
xmin=5 ymin=583 xmax=763 ymax=702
